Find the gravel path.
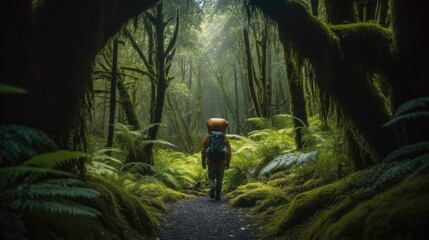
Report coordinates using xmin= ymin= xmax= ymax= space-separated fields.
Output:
xmin=158 ymin=196 xmax=260 ymax=240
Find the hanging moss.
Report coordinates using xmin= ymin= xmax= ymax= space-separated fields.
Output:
xmin=249 ymin=0 xmax=399 ymax=163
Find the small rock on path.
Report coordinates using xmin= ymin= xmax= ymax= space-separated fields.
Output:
xmin=158 ymin=196 xmax=260 ymax=240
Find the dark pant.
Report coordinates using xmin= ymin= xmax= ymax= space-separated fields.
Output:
xmin=208 ymin=162 xmax=225 ymax=197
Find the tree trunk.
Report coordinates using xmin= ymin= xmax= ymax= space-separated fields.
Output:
xmin=243 ymin=27 xmax=261 ymax=117
xmin=284 ymin=48 xmax=309 ymax=149
xmin=141 ymin=2 xmax=179 ymax=164
xmin=106 ymin=39 xmax=119 ymax=149
xmin=117 ymin=76 xmax=141 ymax=130
xmin=248 ymin=0 xmax=399 ymax=162
xmin=0 ymin=0 xmax=158 ymax=149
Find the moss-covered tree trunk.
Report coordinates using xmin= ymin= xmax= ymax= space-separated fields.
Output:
xmin=1 ymin=0 xmax=158 ymax=150
xmin=248 ymin=0 xmax=399 ymax=162
xmin=284 ymin=48 xmax=309 ymax=149
xmin=117 ymin=76 xmax=141 ymax=130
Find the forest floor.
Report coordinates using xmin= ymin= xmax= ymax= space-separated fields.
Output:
xmin=157 ymin=196 xmax=261 ymax=240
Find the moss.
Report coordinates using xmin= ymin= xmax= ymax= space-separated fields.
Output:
xmin=24 ymin=175 xmax=163 ymax=240
xmin=135 ymin=183 xmax=194 ymax=203
xmin=321 ymin=173 xmax=429 ymax=240
xmin=268 ymin=171 xmax=364 ymax=236
xmin=306 ymin=189 xmax=366 ymax=239
xmin=228 ymin=183 xmax=288 ymax=209
xmin=330 ymin=23 xmax=394 ymax=75
xmin=87 ymin=176 xmax=160 ymax=238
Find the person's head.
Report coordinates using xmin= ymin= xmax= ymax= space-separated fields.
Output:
xmin=207 ymin=118 xmax=228 ymax=133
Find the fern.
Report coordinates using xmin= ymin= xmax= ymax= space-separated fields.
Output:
xmin=383 ymin=97 xmax=429 ymax=127
xmin=383 ymin=141 xmax=429 ymax=163
xmin=0 ymin=125 xmax=58 ymax=167
xmin=392 ymin=97 xmax=429 ymax=116
xmin=259 ymin=151 xmax=318 ymax=176
xmin=1 ymin=151 xmax=101 ymax=221
xmin=0 ymin=83 xmax=27 ymax=95
xmin=0 ymin=166 xmax=76 ymax=186
xmin=11 ymin=199 xmax=100 ymax=218
xmin=374 ymin=154 xmax=429 ymax=190
xmin=375 ymin=98 xmax=429 ymax=189
xmin=22 ymin=150 xmax=86 ymax=168
xmin=3 ymin=181 xmax=99 ymax=200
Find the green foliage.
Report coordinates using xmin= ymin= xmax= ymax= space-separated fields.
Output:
xmin=322 ymin=173 xmax=429 ymax=240
xmin=0 ymin=125 xmax=58 ymax=167
xmin=0 ymin=125 xmax=102 ymax=239
xmin=227 ymin=182 xmax=289 ymax=211
xmin=259 ymin=151 xmax=318 ymax=176
xmin=374 ymin=98 xmax=429 ymax=190
xmin=1 ymin=155 xmax=101 ymax=218
xmin=114 ymin=123 xmax=176 ymax=152
xmin=0 ymin=83 xmax=27 ymax=95
xmin=383 ymin=142 xmax=429 ymax=164
xmin=383 ymin=97 xmax=429 ymax=127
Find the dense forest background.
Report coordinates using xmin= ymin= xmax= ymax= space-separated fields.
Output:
xmin=1 ymin=0 xmax=428 ymax=239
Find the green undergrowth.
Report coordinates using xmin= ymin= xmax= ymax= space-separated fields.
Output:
xmin=227 ymin=163 xmax=429 ymax=240
xmin=24 ymin=175 xmax=195 ymax=240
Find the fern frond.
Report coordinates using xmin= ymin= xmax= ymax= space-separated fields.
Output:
xmin=93 ymin=148 xmax=122 ymax=155
xmin=121 ymin=162 xmax=155 ymax=176
xmin=394 ymin=97 xmax=429 ymax=116
xmin=247 ymin=117 xmax=271 ymax=129
xmin=259 ymin=151 xmax=318 ymax=176
xmin=272 ymin=114 xmax=308 ymax=128
xmin=0 ymin=125 xmax=58 ymax=166
xmin=142 ymin=139 xmax=177 ymax=148
xmin=154 ymin=172 xmax=181 ymax=190
xmin=0 ymin=166 xmax=76 ymax=187
xmin=0 ymin=83 xmax=27 ymax=95
xmin=140 ymin=122 xmax=166 ymax=134
xmin=92 ymin=155 xmax=123 ymax=165
xmin=22 ymin=150 xmax=86 ymax=168
xmin=4 ymin=183 xmax=100 ymax=200
xmin=11 ymin=199 xmax=101 ymax=218
xmin=383 ymin=142 xmax=429 ymax=163
xmin=383 ymin=97 xmax=429 ymax=127
xmin=383 ymin=111 xmax=429 ymax=127
xmin=374 ymin=154 xmax=429 ymax=190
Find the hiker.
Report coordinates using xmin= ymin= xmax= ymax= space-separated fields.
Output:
xmin=201 ymin=118 xmax=232 ymax=201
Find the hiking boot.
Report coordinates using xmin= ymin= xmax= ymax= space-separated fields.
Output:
xmin=215 ymin=193 xmax=221 ymax=201
xmin=209 ymin=188 xmax=215 ymax=199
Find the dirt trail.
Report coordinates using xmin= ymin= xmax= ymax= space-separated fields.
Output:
xmin=158 ymin=196 xmax=260 ymax=240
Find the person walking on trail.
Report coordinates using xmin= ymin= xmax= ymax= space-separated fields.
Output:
xmin=201 ymin=118 xmax=232 ymax=201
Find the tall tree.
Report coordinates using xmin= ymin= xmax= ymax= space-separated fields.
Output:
xmin=248 ymin=0 xmax=399 ymax=165
xmin=1 ymin=0 xmax=159 ymax=151
xmin=126 ymin=2 xmax=180 ymax=164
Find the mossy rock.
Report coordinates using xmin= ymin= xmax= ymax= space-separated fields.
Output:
xmin=24 ymin=175 xmax=162 ymax=240
xmin=135 ymin=183 xmax=194 ymax=202
xmin=228 ymin=183 xmax=288 ymax=209
xmin=321 ymin=173 xmax=429 ymax=240
xmin=268 ymin=171 xmax=364 ymax=236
